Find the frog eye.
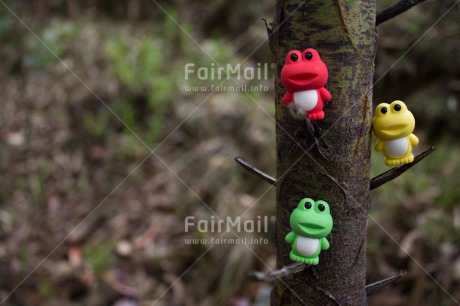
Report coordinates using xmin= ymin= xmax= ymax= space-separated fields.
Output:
xmin=315 ymin=200 xmax=329 ymax=213
xmin=290 ymin=53 xmax=298 ymax=62
xmin=393 ymin=104 xmax=401 ymax=111
xmin=375 ymin=103 xmax=391 ymax=117
xmin=299 ymin=198 xmax=315 ymax=210
xmin=305 ymin=52 xmax=313 ymax=60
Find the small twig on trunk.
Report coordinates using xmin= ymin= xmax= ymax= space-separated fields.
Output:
xmin=249 ymin=263 xmax=306 ymax=282
xmin=234 ymin=157 xmax=276 ymax=185
xmin=366 ymin=271 xmax=406 ymax=296
xmin=316 ymin=286 xmax=341 ymax=306
xmin=376 ymin=0 xmax=428 ymax=26
xmin=286 ymin=104 xmax=320 ymax=139
xmin=262 ymin=18 xmax=273 ymax=35
xmin=304 ymin=117 xmax=317 ymax=137
xmin=370 ymin=147 xmax=435 ymax=190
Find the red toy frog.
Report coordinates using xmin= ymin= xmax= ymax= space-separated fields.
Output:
xmin=281 ymin=48 xmax=331 ymax=120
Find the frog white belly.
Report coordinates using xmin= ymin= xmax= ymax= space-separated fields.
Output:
xmin=295 ymin=236 xmax=319 ymax=256
xmin=385 ymin=137 xmax=408 ymax=157
xmin=294 ymin=90 xmax=318 ymax=111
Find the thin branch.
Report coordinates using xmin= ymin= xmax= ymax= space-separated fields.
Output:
xmin=316 ymin=286 xmax=341 ymax=306
xmin=262 ymin=18 xmax=273 ymax=35
xmin=286 ymin=104 xmax=320 ymax=138
xmin=366 ymin=271 xmax=406 ymax=296
xmin=304 ymin=117 xmax=317 ymax=137
xmin=249 ymin=263 xmax=306 ymax=282
xmin=376 ymin=0 xmax=428 ymax=26
xmin=234 ymin=157 xmax=276 ymax=185
xmin=370 ymin=147 xmax=435 ymax=190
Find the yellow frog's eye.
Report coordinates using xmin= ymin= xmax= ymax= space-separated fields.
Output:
xmin=375 ymin=103 xmax=390 ymax=117
xmin=390 ymin=101 xmax=407 ymax=113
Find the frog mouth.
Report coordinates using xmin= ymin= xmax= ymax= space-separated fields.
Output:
xmin=386 ymin=124 xmax=407 ymax=130
xmin=289 ymin=72 xmax=318 ymax=80
xmin=299 ymin=222 xmax=324 ymax=231
xmin=382 ymin=124 xmax=408 ymax=133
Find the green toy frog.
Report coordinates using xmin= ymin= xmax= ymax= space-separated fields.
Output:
xmin=285 ymin=198 xmax=333 ymax=265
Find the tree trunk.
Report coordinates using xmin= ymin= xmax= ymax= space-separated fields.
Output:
xmin=270 ymin=1 xmax=376 ymax=305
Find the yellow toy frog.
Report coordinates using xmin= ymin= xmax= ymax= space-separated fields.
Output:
xmin=372 ymin=100 xmax=419 ymax=166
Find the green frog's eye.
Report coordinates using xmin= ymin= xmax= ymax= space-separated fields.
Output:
xmin=304 ymin=201 xmax=312 ymax=209
xmin=318 ymin=204 xmax=325 ymax=211
xmin=290 ymin=53 xmax=298 ymax=62
xmin=380 ymin=107 xmax=388 ymax=114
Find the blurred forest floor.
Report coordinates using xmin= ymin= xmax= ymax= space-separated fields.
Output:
xmin=0 ymin=1 xmax=459 ymax=305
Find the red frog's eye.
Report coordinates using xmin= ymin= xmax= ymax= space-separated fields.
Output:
xmin=305 ymin=52 xmax=313 ymax=60
xmin=290 ymin=53 xmax=298 ymax=62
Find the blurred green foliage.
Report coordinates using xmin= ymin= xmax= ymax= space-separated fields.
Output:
xmin=38 ymin=281 xmax=53 ymax=299
xmin=24 ymin=20 xmax=78 ymax=70
xmin=105 ymin=34 xmax=174 ymax=144
xmin=371 ymin=136 xmax=460 ymax=243
xmin=84 ymin=239 xmax=115 ymax=278
xmin=0 ymin=12 xmax=14 ymax=39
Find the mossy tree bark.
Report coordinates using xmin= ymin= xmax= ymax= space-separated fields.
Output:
xmin=270 ymin=1 xmax=376 ymax=305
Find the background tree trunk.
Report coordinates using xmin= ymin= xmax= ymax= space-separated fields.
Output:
xmin=270 ymin=1 xmax=376 ymax=305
